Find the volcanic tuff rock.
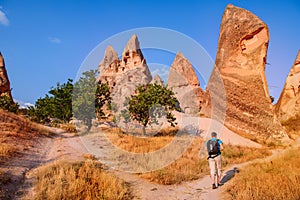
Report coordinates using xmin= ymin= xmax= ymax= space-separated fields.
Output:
xmin=150 ymin=74 xmax=164 ymax=86
xmin=0 ymin=52 xmax=12 ymax=100
xmin=167 ymin=52 xmax=206 ymax=115
xmin=208 ymin=4 xmax=289 ymax=142
xmin=275 ymin=51 xmax=300 ymax=121
xmin=98 ymin=34 xmax=152 ymax=124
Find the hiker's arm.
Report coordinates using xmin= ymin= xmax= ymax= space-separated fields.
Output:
xmin=220 ymin=143 xmax=224 ymax=151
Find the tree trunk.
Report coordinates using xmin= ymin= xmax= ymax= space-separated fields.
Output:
xmin=86 ymin=119 xmax=92 ymax=132
xmin=142 ymin=126 xmax=146 ymax=136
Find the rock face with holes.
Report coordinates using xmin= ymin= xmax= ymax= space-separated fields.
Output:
xmin=0 ymin=52 xmax=12 ymax=99
xmin=208 ymin=4 xmax=289 ymax=142
xmin=97 ymin=34 xmax=152 ymax=123
xmin=167 ymin=52 xmax=206 ymax=115
xmin=275 ymin=51 xmax=300 ymax=121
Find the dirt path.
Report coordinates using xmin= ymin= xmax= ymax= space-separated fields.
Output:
xmin=15 ymin=128 xmax=89 ymax=200
xmin=11 ymin=125 xmax=299 ymax=200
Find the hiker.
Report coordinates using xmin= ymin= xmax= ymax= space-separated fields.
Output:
xmin=207 ymin=131 xmax=224 ymax=189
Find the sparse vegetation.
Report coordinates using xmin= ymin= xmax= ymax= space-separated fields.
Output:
xmin=281 ymin=114 xmax=300 ymax=138
xmin=0 ymin=95 xmax=19 ymax=113
xmin=0 ymin=142 xmax=15 ymax=157
xmin=33 ymin=160 xmax=132 ymax=200
xmin=0 ymin=109 xmax=53 ymax=161
xmin=59 ymin=123 xmax=77 ymax=133
xmin=103 ymin=129 xmax=271 ymax=185
xmin=224 ymin=147 xmax=300 ymax=200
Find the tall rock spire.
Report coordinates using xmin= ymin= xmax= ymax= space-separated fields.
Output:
xmin=98 ymin=45 xmax=119 ymax=73
xmin=0 ymin=52 xmax=12 ymax=100
xmin=207 ymin=4 xmax=289 ymax=143
xmin=121 ymin=34 xmax=146 ymax=68
xmin=275 ymin=50 xmax=300 ymax=121
xmin=150 ymin=74 xmax=164 ymax=86
xmin=167 ymin=52 xmax=205 ymax=115
xmin=123 ymin=34 xmax=140 ymax=52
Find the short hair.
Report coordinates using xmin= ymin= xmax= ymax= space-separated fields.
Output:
xmin=211 ymin=132 xmax=217 ymax=137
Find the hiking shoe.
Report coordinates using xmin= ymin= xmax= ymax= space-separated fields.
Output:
xmin=212 ymin=184 xmax=217 ymax=189
xmin=218 ymin=183 xmax=223 ymax=187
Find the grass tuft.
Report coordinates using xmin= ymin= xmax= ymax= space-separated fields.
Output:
xmin=33 ymin=160 xmax=132 ymax=200
xmin=224 ymin=147 xmax=300 ymax=200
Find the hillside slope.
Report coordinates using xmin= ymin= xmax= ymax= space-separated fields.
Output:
xmin=0 ymin=109 xmax=53 ymax=199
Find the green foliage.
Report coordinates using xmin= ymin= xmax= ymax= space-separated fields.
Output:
xmin=128 ymin=83 xmax=180 ymax=134
xmin=0 ymin=95 xmax=19 ymax=113
xmin=121 ymin=97 xmax=131 ymax=126
xmin=28 ymin=79 xmax=73 ymax=123
xmin=95 ymin=81 xmax=111 ymax=118
xmin=73 ymin=70 xmax=97 ymax=131
xmin=72 ymin=70 xmax=111 ymax=131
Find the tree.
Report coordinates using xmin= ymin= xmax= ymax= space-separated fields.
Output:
xmin=49 ymin=79 xmax=73 ymax=122
xmin=28 ymin=79 xmax=73 ymax=123
xmin=128 ymin=83 xmax=180 ymax=135
xmin=72 ymin=70 xmax=111 ymax=131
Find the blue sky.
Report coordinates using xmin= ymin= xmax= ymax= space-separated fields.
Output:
xmin=0 ymin=0 xmax=299 ymax=105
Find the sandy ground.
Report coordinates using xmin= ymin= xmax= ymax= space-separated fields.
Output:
xmin=5 ymin=119 xmax=298 ymax=200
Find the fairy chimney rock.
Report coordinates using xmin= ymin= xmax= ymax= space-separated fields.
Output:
xmin=121 ymin=34 xmax=145 ymax=68
xmin=98 ymin=46 xmax=119 ymax=73
xmin=0 ymin=52 xmax=12 ymax=99
xmin=150 ymin=74 xmax=164 ymax=86
xmin=167 ymin=52 xmax=205 ymax=115
xmin=276 ymin=50 xmax=300 ymax=121
xmin=208 ymin=4 xmax=289 ymax=142
xmin=97 ymin=35 xmax=152 ymax=127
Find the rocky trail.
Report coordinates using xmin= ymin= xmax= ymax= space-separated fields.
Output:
xmin=5 ymin=125 xmax=299 ymax=200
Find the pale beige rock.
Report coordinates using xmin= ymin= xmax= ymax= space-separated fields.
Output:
xmin=167 ymin=52 xmax=205 ymax=115
xmin=98 ymin=46 xmax=119 ymax=73
xmin=276 ymin=51 xmax=300 ymax=121
xmin=97 ymin=35 xmax=152 ymax=128
xmin=208 ymin=4 xmax=289 ymax=142
xmin=150 ymin=74 xmax=164 ymax=86
xmin=0 ymin=52 xmax=12 ymax=99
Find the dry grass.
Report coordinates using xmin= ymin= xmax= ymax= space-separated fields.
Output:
xmin=224 ymin=147 xmax=300 ymax=200
xmin=222 ymin=144 xmax=271 ymax=165
xmin=104 ymin=129 xmax=271 ymax=185
xmin=0 ymin=109 xmax=53 ymax=161
xmin=105 ymin=131 xmax=173 ymax=153
xmin=33 ymin=160 xmax=132 ymax=200
xmin=59 ymin=123 xmax=77 ymax=133
xmin=281 ymin=114 xmax=300 ymax=139
xmin=0 ymin=142 xmax=16 ymax=157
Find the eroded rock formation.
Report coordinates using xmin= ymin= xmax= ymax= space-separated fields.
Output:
xmin=276 ymin=51 xmax=300 ymax=121
xmin=208 ymin=4 xmax=289 ymax=142
xmin=150 ymin=74 xmax=164 ymax=86
xmin=98 ymin=34 xmax=152 ymax=122
xmin=0 ymin=52 xmax=12 ymax=99
xmin=167 ymin=52 xmax=206 ymax=115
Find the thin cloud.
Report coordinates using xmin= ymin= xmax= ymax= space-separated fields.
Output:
xmin=49 ymin=37 xmax=62 ymax=44
xmin=14 ymin=99 xmax=34 ymax=109
xmin=0 ymin=9 xmax=9 ymax=26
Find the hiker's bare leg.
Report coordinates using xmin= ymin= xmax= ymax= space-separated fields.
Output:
xmin=216 ymin=155 xmax=222 ymax=184
xmin=208 ymin=158 xmax=216 ymax=184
